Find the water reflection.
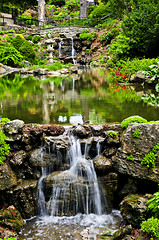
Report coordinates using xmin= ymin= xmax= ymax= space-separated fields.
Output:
xmin=0 ymin=69 xmax=158 ymax=124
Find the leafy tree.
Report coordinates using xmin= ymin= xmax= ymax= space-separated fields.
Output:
xmin=122 ymin=0 xmax=159 ymax=57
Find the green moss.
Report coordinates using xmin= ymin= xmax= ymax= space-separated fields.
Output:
xmin=140 ymin=217 xmax=159 ymax=239
xmin=132 ymin=128 xmax=141 ymax=138
xmin=121 ymin=116 xmax=147 ymax=128
xmin=108 ymin=131 xmax=117 ymax=138
xmin=126 ymin=154 xmax=134 ymax=161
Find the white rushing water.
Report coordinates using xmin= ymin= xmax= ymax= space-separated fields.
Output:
xmin=19 ymin=132 xmax=123 ymax=239
xmin=71 ymin=37 xmax=77 ymax=64
xmin=59 ymin=38 xmax=63 ymax=57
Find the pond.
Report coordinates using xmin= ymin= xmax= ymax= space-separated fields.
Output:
xmin=0 ymin=68 xmax=158 ymax=125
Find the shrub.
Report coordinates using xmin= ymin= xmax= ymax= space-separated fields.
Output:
xmin=19 ymin=30 xmax=25 ymax=34
xmin=89 ymin=4 xmax=110 ymax=19
xmin=9 ymin=29 xmax=15 ymax=33
xmin=140 ymin=217 xmax=159 ymax=239
xmin=0 ymin=42 xmax=23 ymax=67
xmin=32 ymin=35 xmax=41 ymax=43
xmin=0 ymin=237 xmax=17 ymax=240
xmin=100 ymin=26 xmax=120 ymax=45
xmin=79 ymin=32 xmax=97 ymax=42
xmin=19 ymin=41 xmax=36 ymax=63
xmin=26 ymin=35 xmax=33 ymax=41
xmin=121 ymin=116 xmax=147 ymax=128
xmin=11 ymin=35 xmax=24 ymax=51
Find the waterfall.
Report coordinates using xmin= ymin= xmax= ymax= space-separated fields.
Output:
xmin=38 ymin=133 xmax=108 ymax=217
xmin=71 ymin=37 xmax=77 ymax=64
xmin=59 ymin=38 xmax=63 ymax=57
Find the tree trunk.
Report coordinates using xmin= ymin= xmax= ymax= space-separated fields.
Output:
xmin=80 ymin=0 xmax=87 ymax=20
xmin=38 ymin=0 xmax=45 ymax=26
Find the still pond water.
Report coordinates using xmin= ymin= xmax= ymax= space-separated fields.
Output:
xmin=0 ymin=68 xmax=158 ymax=124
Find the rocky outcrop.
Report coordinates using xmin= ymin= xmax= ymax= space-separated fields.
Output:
xmin=113 ymin=123 xmax=159 ymax=183
xmin=120 ymin=194 xmax=152 ymax=227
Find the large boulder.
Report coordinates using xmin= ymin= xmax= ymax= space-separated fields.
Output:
xmin=0 ymin=163 xmax=17 ymax=190
xmin=120 ymin=194 xmax=152 ymax=227
xmin=3 ymin=120 xmax=24 ymax=135
xmin=113 ymin=123 xmax=159 ymax=183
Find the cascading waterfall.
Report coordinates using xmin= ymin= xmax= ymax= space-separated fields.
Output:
xmin=71 ymin=37 xmax=77 ymax=64
xmin=59 ymin=38 xmax=63 ymax=57
xmin=47 ymin=135 xmax=106 ymax=216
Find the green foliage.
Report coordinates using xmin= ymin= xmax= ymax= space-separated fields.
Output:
xmin=132 ymin=129 xmax=141 ymax=138
xmin=0 ymin=118 xmax=10 ymax=165
xmin=67 ymin=0 xmax=79 ymax=12
xmin=121 ymin=116 xmax=147 ymax=128
xmin=0 ymin=30 xmax=5 ymax=35
xmin=49 ymin=0 xmax=65 ymax=7
xmin=9 ymin=29 xmax=15 ymax=33
xmin=100 ymin=26 xmax=120 ymax=45
xmin=142 ymin=93 xmax=159 ymax=108
xmin=26 ymin=35 xmax=33 ymax=41
xmin=11 ymin=35 xmax=24 ymax=51
xmin=140 ymin=217 xmax=159 ymax=239
xmin=147 ymin=190 xmax=159 ymax=218
xmin=29 ymin=61 xmax=67 ymax=71
xmin=32 ymin=35 xmax=41 ymax=44
xmin=143 ymin=63 xmax=159 ymax=92
xmin=126 ymin=154 xmax=134 ymax=161
xmin=121 ymin=1 xmax=159 ymax=57
xmin=108 ymin=131 xmax=117 ymax=138
xmin=79 ymin=32 xmax=97 ymax=42
xmin=19 ymin=30 xmax=25 ymax=34
xmin=141 ymin=142 xmax=159 ymax=168
xmin=89 ymin=4 xmax=110 ymax=19
xmin=19 ymin=41 xmax=36 ymax=63
xmin=0 ymin=42 xmax=23 ymax=67
xmin=0 ymin=237 xmax=17 ymax=240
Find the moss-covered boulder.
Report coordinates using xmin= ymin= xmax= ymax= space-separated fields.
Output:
xmin=120 ymin=194 xmax=152 ymax=227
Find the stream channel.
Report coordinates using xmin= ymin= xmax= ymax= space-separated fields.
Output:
xmin=0 ymin=68 xmax=159 ymax=239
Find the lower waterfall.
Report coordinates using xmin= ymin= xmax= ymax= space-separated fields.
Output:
xmin=19 ymin=130 xmax=122 ymax=240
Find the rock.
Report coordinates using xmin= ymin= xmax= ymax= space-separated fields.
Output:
xmin=94 ymin=154 xmax=112 ymax=174
xmin=43 ymin=135 xmax=70 ymax=154
xmin=91 ymin=125 xmax=103 ymax=136
xmin=104 ymin=130 xmax=120 ymax=145
xmin=29 ymin=148 xmax=61 ymax=167
xmin=10 ymin=150 xmax=27 ymax=166
xmin=113 ymin=225 xmax=133 ymax=240
xmin=3 ymin=120 xmax=24 ymax=134
xmin=60 ymin=68 xmax=69 ymax=74
xmin=113 ymin=123 xmax=159 ymax=183
xmin=130 ymin=71 xmax=146 ymax=83
xmin=0 ymin=226 xmax=17 ymax=239
xmin=0 ymin=163 xmax=17 ymax=190
xmin=99 ymin=172 xmax=118 ymax=207
xmin=73 ymin=125 xmax=92 ymax=138
xmin=7 ymin=180 xmax=38 ymax=219
xmin=120 ymin=194 xmax=152 ymax=227
xmin=0 ymin=205 xmax=25 ymax=232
